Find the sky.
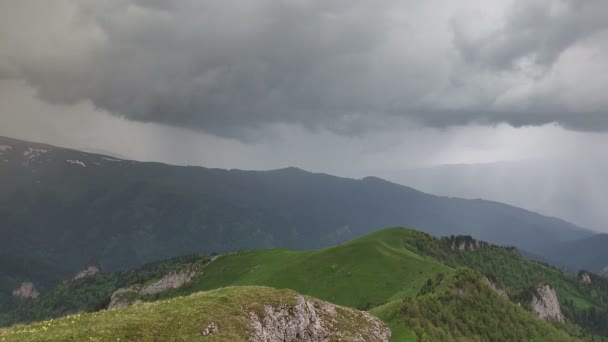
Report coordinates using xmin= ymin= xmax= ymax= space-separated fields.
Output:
xmin=1 ymin=0 xmax=608 ymax=231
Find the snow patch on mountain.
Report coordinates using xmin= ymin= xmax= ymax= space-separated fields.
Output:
xmin=22 ymin=148 xmax=51 ymax=165
xmin=24 ymin=148 xmax=50 ymax=158
xmin=66 ymin=160 xmax=86 ymax=167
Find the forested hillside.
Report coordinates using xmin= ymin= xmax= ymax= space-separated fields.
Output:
xmin=0 ymin=136 xmax=597 ymax=298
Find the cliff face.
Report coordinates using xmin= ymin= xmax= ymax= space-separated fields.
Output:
xmin=531 ymin=284 xmax=564 ymax=323
xmin=72 ymin=264 xmax=101 ymax=281
xmin=12 ymin=282 xmax=39 ymax=300
xmin=448 ymin=236 xmax=488 ymax=252
xmin=108 ymin=265 xmax=201 ymax=309
xmin=139 ymin=268 xmax=198 ymax=295
xmin=248 ymin=295 xmax=390 ymax=342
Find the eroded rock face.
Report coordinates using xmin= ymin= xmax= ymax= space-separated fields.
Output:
xmin=580 ymin=272 xmax=592 ymax=284
xmin=531 ymin=284 xmax=564 ymax=322
xmin=202 ymin=322 xmax=219 ymax=336
xmin=247 ymin=295 xmax=390 ymax=342
xmin=72 ymin=264 xmax=101 ymax=281
xmin=107 ymin=286 xmax=140 ymax=310
xmin=140 ymin=268 xmax=198 ymax=295
xmin=483 ymin=276 xmax=508 ymax=299
xmin=12 ymin=282 xmax=39 ymax=300
xmin=107 ymin=265 xmax=203 ymax=309
xmin=448 ymin=236 xmax=486 ymax=252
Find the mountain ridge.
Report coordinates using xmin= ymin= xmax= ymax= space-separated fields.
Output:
xmin=0 ymin=135 xmax=601 ymax=295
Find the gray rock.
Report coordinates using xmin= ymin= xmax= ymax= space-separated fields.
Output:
xmin=202 ymin=322 xmax=219 ymax=336
xmin=106 ymin=257 xmax=219 ymax=310
xmin=12 ymin=282 xmax=39 ymax=300
xmin=72 ymin=264 xmax=101 ymax=281
xmin=247 ymin=295 xmax=390 ymax=342
xmin=580 ymin=272 xmax=592 ymax=284
xmin=531 ymin=284 xmax=564 ymax=322
xmin=140 ymin=268 xmax=198 ymax=295
xmin=107 ymin=286 xmax=140 ymax=310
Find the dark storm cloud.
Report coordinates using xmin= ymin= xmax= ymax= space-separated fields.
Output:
xmin=2 ymin=0 xmax=608 ymax=138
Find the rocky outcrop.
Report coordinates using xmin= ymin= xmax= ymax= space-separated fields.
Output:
xmin=72 ymin=264 xmax=101 ymax=281
xmin=12 ymin=282 xmax=40 ymax=300
xmin=140 ymin=268 xmax=198 ymax=295
xmin=483 ymin=276 xmax=508 ymax=299
xmin=600 ymin=266 xmax=608 ymax=278
xmin=107 ymin=286 xmax=140 ymax=310
xmin=202 ymin=322 xmax=219 ymax=336
xmin=107 ymin=264 xmax=204 ymax=309
xmin=448 ymin=236 xmax=486 ymax=252
xmin=580 ymin=272 xmax=592 ymax=284
xmin=247 ymin=295 xmax=390 ymax=342
xmin=530 ymin=284 xmax=564 ymax=322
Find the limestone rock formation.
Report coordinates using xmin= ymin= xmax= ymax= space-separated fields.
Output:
xmin=140 ymin=268 xmax=198 ymax=295
xmin=448 ymin=236 xmax=486 ymax=252
xmin=12 ymin=282 xmax=40 ymax=300
xmin=483 ymin=276 xmax=508 ymax=298
xmin=107 ymin=264 xmax=203 ymax=309
xmin=580 ymin=272 xmax=592 ymax=284
xmin=202 ymin=322 xmax=219 ymax=336
xmin=530 ymin=284 xmax=564 ymax=322
xmin=72 ymin=264 xmax=101 ymax=281
xmin=247 ymin=295 xmax=390 ymax=342
xmin=107 ymin=286 xmax=140 ymax=310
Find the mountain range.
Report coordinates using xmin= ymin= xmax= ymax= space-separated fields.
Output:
xmin=0 ymin=135 xmax=606 ymax=296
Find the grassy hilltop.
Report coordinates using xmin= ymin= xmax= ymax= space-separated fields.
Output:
xmin=0 ymin=286 xmax=389 ymax=341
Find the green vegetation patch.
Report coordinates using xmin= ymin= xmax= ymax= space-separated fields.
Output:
xmin=157 ymin=228 xmax=452 ymax=310
xmin=401 ymin=268 xmax=577 ymax=342
xmin=0 ymin=286 xmax=387 ymax=342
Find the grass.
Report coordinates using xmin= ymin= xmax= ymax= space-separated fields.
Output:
xmin=158 ymin=227 xmax=452 ymax=310
xmin=4 ymin=226 xmax=607 ymax=339
xmin=0 ymin=286 xmax=386 ymax=341
xmin=369 ymin=300 xmax=416 ymax=342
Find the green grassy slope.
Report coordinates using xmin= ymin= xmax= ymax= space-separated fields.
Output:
xmin=0 ymin=286 xmax=387 ymax=342
xmin=3 ymin=227 xmax=608 ymax=340
xmin=0 ymin=255 xmax=212 ymax=328
xmin=156 ymin=227 xmax=607 ymax=340
xmin=158 ymin=227 xmax=452 ymax=310
xmin=369 ymin=300 xmax=417 ymax=342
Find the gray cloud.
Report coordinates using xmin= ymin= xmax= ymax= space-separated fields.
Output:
xmin=453 ymin=0 xmax=608 ymax=70
xmin=1 ymin=0 xmax=608 ymax=139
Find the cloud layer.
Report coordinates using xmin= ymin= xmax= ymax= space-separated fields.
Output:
xmin=1 ymin=0 xmax=607 ymax=138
